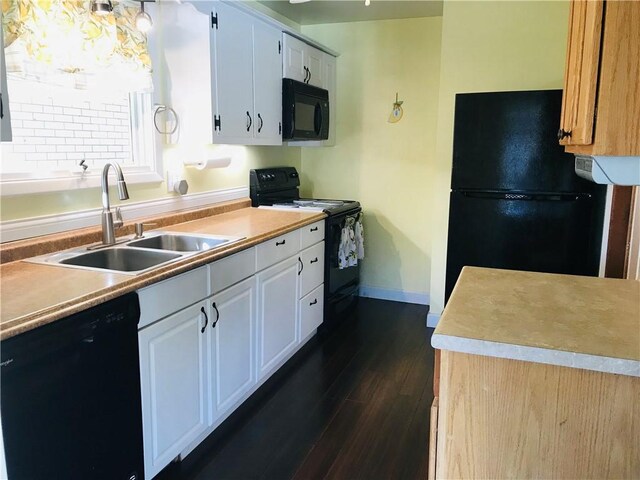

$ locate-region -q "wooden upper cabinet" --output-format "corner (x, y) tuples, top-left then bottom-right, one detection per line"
(559, 0), (640, 156)
(558, 0), (603, 147)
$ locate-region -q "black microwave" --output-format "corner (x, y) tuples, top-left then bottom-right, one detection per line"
(282, 78), (330, 141)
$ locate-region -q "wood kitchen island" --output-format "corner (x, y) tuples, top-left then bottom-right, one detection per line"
(430, 267), (640, 479)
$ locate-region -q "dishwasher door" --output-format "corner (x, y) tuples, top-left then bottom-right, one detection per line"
(0, 293), (144, 480)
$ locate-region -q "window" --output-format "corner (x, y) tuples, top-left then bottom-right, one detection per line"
(1, 0), (162, 196)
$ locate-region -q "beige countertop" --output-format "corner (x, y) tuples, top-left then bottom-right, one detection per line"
(0, 205), (325, 340)
(432, 266), (640, 376)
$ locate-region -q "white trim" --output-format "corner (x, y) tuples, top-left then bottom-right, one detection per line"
(0, 186), (248, 242)
(598, 185), (614, 277)
(359, 285), (429, 305)
(431, 333), (640, 378)
(0, 170), (164, 196)
(426, 312), (441, 328)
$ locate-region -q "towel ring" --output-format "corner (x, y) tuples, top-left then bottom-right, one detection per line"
(153, 104), (178, 135)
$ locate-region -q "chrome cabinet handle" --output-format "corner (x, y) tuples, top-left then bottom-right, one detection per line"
(200, 307), (208, 333)
(211, 302), (220, 328)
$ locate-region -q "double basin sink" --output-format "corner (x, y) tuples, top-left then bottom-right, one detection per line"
(28, 232), (244, 275)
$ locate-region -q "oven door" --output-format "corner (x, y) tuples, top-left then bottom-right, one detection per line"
(283, 79), (329, 140)
(323, 208), (362, 327)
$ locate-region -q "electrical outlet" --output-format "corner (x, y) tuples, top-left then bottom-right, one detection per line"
(166, 171), (182, 193)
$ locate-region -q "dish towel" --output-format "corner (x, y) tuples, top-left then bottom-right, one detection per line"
(338, 214), (364, 269)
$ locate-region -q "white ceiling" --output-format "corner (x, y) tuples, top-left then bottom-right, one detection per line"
(257, 0), (443, 26)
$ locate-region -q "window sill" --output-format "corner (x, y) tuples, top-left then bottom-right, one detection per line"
(0, 169), (164, 196)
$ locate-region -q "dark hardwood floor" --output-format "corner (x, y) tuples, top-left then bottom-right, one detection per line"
(157, 298), (435, 480)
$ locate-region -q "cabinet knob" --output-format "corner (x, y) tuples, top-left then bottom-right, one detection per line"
(557, 128), (572, 141)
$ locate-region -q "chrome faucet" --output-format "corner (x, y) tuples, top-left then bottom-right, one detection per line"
(101, 162), (129, 245)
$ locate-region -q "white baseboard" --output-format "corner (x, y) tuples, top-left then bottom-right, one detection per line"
(359, 285), (429, 305)
(0, 186), (248, 243)
(426, 312), (441, 328)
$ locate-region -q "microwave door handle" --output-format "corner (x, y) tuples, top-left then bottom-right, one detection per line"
(314, 101), (323, 136)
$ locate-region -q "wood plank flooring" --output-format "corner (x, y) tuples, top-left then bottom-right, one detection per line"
(156, 298), (435, 480)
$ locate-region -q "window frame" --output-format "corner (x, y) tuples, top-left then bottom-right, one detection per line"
(0, 91), (163, 196)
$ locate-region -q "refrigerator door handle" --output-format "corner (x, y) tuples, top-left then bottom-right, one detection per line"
(458, 191), (591, 201)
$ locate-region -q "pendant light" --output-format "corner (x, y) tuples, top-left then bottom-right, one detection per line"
(136, 1), (153, 33)
(91, 0), (113, 15)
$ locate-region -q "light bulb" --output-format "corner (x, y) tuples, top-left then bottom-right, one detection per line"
(365, 0), (371, 5)
(135, 7), (153, 33)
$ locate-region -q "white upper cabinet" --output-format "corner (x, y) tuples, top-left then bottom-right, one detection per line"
(283, 34), (325, 88)
(210, 2), (254, 143)
(252, 22), (283, 144)
(1, 22), (12, 142)
(155, 1), (282, 146)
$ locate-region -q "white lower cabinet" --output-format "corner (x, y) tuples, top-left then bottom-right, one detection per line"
(138, 302), (209, 480)
(257, 255), (300, 379)
(138, 225), (326, 479)
(207, 277), (257, 422)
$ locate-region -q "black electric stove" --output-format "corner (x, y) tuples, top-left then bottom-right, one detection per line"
(250, 167), (362, 330)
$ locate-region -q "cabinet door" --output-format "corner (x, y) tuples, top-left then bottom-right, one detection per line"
(1, 21), (12, 142)
(257, 256), (299, 379)
(299, 241), (325, 298)
(211, 2), (254, 142)
(283, 34), (306, 83)
(208, 277), (257, 422)
(300, 284), (324, 341)
(304, 45), (324, 88)
(253, 22), (283, 145)
(138, 302), (209, 479)
(558, 0), (603, 146)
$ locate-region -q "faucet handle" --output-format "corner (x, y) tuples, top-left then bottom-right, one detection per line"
(134, 222), (157, 239)
(113, 207), (124, 229)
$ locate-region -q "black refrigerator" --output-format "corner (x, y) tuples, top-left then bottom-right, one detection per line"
(445, 90), (606, 302)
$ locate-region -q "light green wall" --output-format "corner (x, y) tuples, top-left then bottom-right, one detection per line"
(428, 1), (570, 317)
(301, 17), (442, 299)
(0, 145), (299, 220)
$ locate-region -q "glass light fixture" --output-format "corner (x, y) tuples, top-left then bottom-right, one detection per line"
(91, 0), (113, 15)
(135, 2), (153, 33)
(365, 0), (371, 6)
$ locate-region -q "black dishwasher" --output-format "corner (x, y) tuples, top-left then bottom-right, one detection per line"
(1, 292), (144, 480)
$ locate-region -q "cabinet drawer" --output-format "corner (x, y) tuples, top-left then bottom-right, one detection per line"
(300, 284), (324, 340)
(209, 247), (256, 294)
(299, 241), (324, 298)
(300, 220), (325, 250)
(138, 266), (208, 329)
(256, 229), (300, 271)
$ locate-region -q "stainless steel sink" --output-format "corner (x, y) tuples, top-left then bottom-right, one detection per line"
(59, 248), (181, 273)
(25, 231), (245, 275)
(126, 232), (242, 253)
